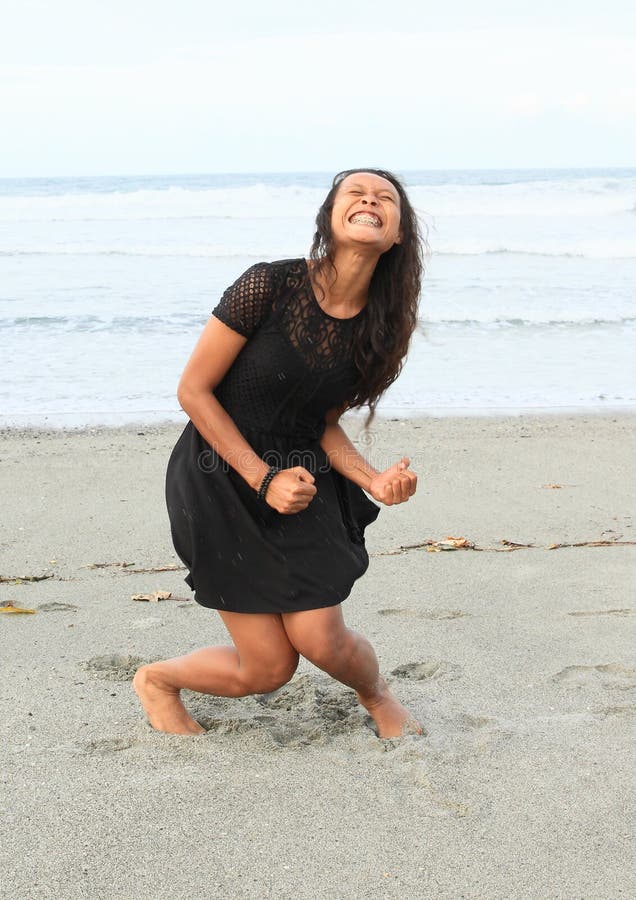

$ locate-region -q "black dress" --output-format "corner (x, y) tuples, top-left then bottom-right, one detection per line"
(165, 258), (380, 614)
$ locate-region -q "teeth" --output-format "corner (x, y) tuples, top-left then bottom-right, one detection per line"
(350, 213), (381, 227)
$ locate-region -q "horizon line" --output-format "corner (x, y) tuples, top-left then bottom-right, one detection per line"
(2, 164), (636, 182)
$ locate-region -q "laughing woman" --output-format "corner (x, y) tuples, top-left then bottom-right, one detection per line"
(133, 168), (424, 738)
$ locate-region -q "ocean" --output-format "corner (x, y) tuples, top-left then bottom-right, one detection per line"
(1, 168), (635, 428)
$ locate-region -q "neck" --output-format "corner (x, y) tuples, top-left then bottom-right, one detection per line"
(312, 248), (381, 315)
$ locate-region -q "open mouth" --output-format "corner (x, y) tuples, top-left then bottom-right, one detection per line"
(348, 212), (382, 228)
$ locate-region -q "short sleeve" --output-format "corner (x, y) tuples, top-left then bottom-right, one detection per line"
(211, 262), (275, 338)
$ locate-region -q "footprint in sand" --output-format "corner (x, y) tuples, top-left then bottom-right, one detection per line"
(81, 653), (152, 682)
(410, 771), (472, 819)
(459, 713), (498, 729)
(454, 712), (519, 752)
(197, 674), (365, 747)
(82, 736), (135, 754)
(257, 675), (362, 734)
(196, 714), (257, 737)
(378, 608), (471, 620)
(38, 601), (78, 611)
(551, 663), (636, 691)
(391, 660), (462, 681)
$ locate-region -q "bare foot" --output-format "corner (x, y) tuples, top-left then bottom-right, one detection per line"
(357, 677), (423, 739)
(133, 664), (206, 735)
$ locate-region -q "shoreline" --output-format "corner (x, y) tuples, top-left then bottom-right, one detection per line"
(2, 405), (635, 439)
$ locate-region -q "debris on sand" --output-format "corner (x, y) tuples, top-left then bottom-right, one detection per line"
(130, 590), (190, 602)
(377, 535), (635, 556)
(0, 600), (36, 614)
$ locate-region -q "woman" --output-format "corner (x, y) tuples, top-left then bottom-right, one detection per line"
(134, 168), (424, 738)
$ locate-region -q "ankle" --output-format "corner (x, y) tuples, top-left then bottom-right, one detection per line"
(356, 676), (389, 708)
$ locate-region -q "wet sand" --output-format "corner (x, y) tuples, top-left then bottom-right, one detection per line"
(1, 413), (635, 898)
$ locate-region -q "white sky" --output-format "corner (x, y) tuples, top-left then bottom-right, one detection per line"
(2, 0), (636, 176)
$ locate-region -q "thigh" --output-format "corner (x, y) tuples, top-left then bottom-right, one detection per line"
(281, 604), (349, 658)
(218, 609), (299, 670)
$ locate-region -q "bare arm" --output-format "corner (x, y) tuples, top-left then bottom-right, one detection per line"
(177, 316), (270, 490)
(320, 406), (417, 505)
(178, 317), (316, 513)
(319, 406), (379, 491)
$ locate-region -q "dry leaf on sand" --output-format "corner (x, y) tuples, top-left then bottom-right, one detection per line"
(130, 591), (190, 602)
(0, 601), (36, 614)
(426, 536), (474, 552)
(131, 590), (173, 602)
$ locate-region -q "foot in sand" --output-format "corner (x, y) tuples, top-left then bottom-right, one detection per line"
(132, 664), (206, 735)
(357, 677), (422, 739)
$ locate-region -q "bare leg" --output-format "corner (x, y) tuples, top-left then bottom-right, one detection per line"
(282, 606), (422, 739)
(133, 611), (299, 735)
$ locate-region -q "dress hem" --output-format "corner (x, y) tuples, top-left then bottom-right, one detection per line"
(191, 591), (347, 615)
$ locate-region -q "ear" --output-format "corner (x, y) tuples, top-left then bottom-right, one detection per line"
(394, 230), (403, 245)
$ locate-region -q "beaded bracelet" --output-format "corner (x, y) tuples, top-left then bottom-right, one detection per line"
(256, 465), (280, 500)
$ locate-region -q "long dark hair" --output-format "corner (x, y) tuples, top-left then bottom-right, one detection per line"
(309, 168), (425, 426)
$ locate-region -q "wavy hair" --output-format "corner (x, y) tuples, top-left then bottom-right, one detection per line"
(309, 168), (426, 426)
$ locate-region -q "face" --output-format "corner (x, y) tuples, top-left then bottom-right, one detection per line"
(330, 172), (402, 254)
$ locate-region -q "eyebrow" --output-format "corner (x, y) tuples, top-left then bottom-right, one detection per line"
(347, 182), (399, 198)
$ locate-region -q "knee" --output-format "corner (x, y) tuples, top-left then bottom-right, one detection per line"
(294, 629), (354, 671)
(133, 662), (162, 690)
(239, 653), (299, 695)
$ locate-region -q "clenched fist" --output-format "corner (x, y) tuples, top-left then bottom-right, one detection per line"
(265, 466), (317, 514)
(368, 457), (417, 506)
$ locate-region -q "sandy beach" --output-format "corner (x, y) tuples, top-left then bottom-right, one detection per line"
(1, 413), (635, 899)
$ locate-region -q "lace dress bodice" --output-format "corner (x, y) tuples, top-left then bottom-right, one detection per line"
(211, 258), (365, 441)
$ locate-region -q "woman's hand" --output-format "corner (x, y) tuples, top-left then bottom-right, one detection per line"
(368, 457), (417, 505)
(265, 467), (317, 514)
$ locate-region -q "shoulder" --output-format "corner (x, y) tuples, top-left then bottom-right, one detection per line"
(231, 258), (305, 290)
(267, 257), (309, 292)
(238, 258), (309, 301)
(265, 257), (305, 270)
(262, 257), (306, 281)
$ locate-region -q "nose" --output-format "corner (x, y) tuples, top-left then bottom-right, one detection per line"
(361, 195), (378, 206)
